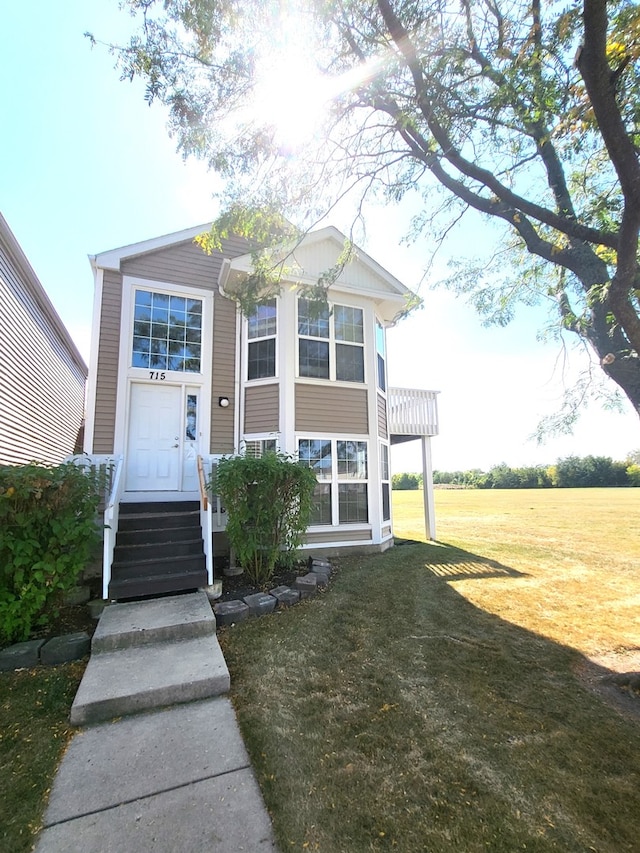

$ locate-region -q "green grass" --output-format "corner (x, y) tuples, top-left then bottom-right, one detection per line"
(221, 488), (640, 852)
(0, 662), (84, 853)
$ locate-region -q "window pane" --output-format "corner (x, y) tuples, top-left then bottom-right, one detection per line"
(334, 305), (363, 343)
(299, 339), (330, 379)
(310, 483), (332, 525)
(248, 338), (276, 379)
(337, 441), (367, 479)
(336, 343), (364, 382)
(298, 298), (329, 338)
(185, 394), (197, 441)
(382, 483), (391, 521)
(248, 299), (277, 339)
(376, 321), (386, 356)
(377, 353), (386, 392)
(298, 439), (332, 480)
(338, 484), (368, 523)
(132, 289), (202, 372)
(380, 444), (389, 481)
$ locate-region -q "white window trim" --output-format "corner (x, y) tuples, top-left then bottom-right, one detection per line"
(296, 297), (367, 385)
(114, 276), (213, 459)
(297, 435), (371, 528)
(244, 297), (279, 383)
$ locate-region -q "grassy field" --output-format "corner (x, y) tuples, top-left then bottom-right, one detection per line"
(393, 487), (640, 660)
(221, 487), (640, 852)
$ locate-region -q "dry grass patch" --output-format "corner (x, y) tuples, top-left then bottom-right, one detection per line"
(221, 520), (640, 852)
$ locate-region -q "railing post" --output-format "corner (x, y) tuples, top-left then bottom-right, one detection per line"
(422, 435), (436, 541)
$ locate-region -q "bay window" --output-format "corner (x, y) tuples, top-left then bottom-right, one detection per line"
(298, 298), (364, 382)
(299, 438), (369, 525)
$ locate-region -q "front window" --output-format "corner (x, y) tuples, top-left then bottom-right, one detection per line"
(299, 438), (368, 525)
(380, 443), (391, 522)
(247, 299), (277, 380)
(298, 298), (364, 383)
(132, 289), (202, 373)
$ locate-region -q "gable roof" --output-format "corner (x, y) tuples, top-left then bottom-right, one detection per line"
(0, 212), (87, 375)
(89, 223), (213, 272)
(220, 225), (413, 323)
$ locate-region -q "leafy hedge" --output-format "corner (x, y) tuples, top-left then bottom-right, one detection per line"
(0, 462), (102, 645)
(215, 452), (317, 586)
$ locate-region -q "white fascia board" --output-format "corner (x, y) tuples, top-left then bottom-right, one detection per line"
(91, 223), (213, 271)
(226, 226), (411, 300)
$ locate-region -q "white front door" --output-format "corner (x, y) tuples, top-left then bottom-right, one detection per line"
(126, 383), (182, 491)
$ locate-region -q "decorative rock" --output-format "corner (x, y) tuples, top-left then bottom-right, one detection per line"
(294, 573), (318, 599)
(308, 557), (332, 574)
(0, 639), (45, 672)
(88, 599), (109, 620)
(243, 592), (277, 617)
(62, 585), (91, 606)
(310, 570), (329, 588)
(40, 632), (91, 666)
(213, 599), (250, 626)
(269, 585), (300, 607)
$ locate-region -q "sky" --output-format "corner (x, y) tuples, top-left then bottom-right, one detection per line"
(2, 0), (639, 474)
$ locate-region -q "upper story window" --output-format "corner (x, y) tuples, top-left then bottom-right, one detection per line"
(247, 299), (277, 380)
(376, 320), (387, 392)
(298, 298), (364, 383)
(132, 289), (202, 372)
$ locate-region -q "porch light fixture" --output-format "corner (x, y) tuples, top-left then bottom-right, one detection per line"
(218, 396), (230, 408)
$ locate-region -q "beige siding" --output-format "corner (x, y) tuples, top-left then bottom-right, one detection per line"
(305, 529), (373, 544)
(93, 270), (122, 453)
(121, 234), (250, 291)
(244, 384), (279, 433)
(0, 228), (86, 465)
(295, 384), (369, 434)
(210, 294), (237, 453)
(377, 393), (388, 439)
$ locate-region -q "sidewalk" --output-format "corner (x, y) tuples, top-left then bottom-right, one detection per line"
(34, 594), (278, 852)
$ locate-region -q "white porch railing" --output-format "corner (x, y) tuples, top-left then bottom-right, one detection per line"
(198, 454), (228, 585)
(387, 387), (439, 437)
(66, 453), (124, 599)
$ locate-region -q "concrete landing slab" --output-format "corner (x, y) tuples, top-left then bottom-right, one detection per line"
(45, 698), (251, 824)
(35, 768), (277, 853)
(70, 635), (230, 725)
(92, 591), (215, 652)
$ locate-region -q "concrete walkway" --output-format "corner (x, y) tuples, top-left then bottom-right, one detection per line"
(34, 593), (278, 852)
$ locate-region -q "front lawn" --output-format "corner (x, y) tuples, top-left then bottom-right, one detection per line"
(221, 488), (640, 852)
(0, 662), (84, 853)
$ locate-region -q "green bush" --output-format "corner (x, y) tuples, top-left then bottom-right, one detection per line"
(627, 464), (640, 487)
(392, 472), (421, 490)
(0, 462), (102, 646)
(215, 452), (317, 586)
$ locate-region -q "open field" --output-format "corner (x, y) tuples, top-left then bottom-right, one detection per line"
(393, 487), (640, 663)
(221, 487), (640, 852)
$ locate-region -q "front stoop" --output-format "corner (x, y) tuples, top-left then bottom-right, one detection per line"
(70, 592), (230, 726)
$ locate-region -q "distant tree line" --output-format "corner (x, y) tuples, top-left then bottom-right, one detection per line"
(392, 453), (640, 490)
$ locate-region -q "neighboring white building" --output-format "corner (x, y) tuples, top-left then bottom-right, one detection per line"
(83, 224), (439, 598)
(0, 213), (87, 466)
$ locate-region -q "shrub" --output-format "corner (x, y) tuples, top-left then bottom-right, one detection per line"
(627, 464), (640, 487)
(214, 452), (317, 586)
(391, 472), (421, 490)
(0, 462), (102, 646)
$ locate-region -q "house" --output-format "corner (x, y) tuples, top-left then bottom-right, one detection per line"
(0, 212), (87, 466)
(82, 224), (439, 599)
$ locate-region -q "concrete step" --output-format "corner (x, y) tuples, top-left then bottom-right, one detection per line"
(92, 592), (216, 652)
(70, 634), (230, 726)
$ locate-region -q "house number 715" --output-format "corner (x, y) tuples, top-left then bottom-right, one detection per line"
(149, 371), (166, 380)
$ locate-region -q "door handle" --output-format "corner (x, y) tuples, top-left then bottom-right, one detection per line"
(172, 444), (179, 448)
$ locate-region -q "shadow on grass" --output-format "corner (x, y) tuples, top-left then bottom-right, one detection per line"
(223, 540), (640, 852)
(395, 537), (528, 581)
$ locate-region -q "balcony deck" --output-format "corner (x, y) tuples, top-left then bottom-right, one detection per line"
(388, 387), (439, 442)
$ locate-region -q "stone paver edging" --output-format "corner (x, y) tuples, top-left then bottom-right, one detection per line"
(213, 557), (333, 627)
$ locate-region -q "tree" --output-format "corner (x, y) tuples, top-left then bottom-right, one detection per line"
(96, 0), (640, 423)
